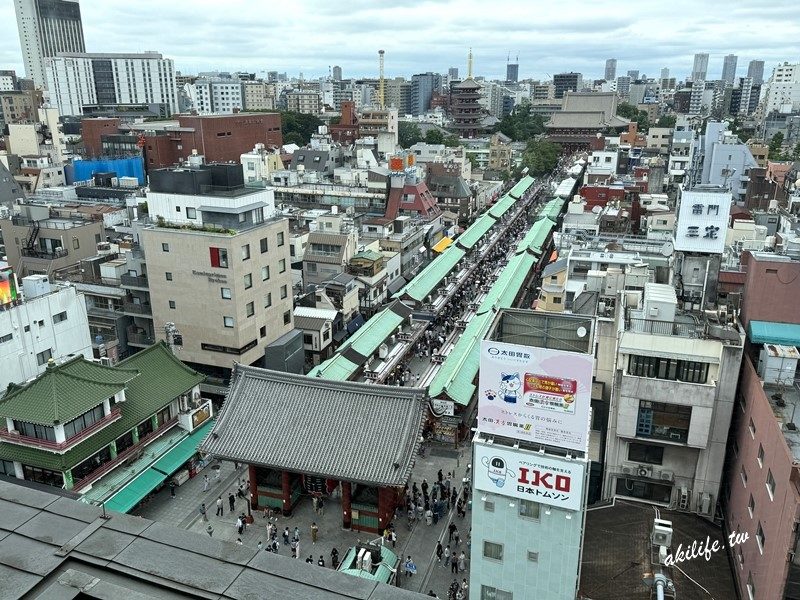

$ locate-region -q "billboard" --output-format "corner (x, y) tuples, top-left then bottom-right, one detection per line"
(474, 443), (585, 511)
(478, 340), (593, 452)
(0, 267), (18, 307)
(673, 189), (732, 255)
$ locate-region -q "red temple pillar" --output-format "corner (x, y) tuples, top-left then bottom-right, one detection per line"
(281, 470), (292, 516)
(342, 481), (352, 529)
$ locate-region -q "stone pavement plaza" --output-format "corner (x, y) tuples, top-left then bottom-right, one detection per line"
(135, 445), (473, 597)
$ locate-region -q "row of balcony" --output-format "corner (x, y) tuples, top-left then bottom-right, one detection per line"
(0, 407), (122, 453)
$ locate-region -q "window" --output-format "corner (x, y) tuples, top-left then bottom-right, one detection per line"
(246, 302), (255, 317)
(116, 430), (134, 453)
(741, 465), (748, 487)
(307, 262), (317, 273)
(756, 522), (765, 554)
(290, 245), (296, 257)
(162, 243), (170, 252)
(518, 499), (540, 519)
(748, 418), (756, 438)
(757, 444), (764, 468)
(483, 541), (503, 561)
(627, 355), (709, 384)
(0, 459), (16, 478)
(277, 232), (285, 247)
(527, 551), (539, 563)
(628, 443), (664, 465)
(767, 469), (775, 499)
(264, 293), (272, 308)
(0, 333), (12, 343)
(238, 212), (246, 223)
(72, 237), (80, 250)
(552, 296), (562, 304)
(747, 572), (755, 600)
(137, 418), (154, 439)
(484, 499), (495, 512)
(165, 272), (173, 281)
(260, 237), (268, 253)
(244, 273), (253, 289)
(279, 258), (286, 273)
(36, 348), (53, 366)
(323, 330), (330, 341)
(13, 420), (56, 442)
(636, 401), (691, 443)
(283, 310), (291, 325)
(209, 247), (228, 268)
(64, 405), (105, 439)
(303, 333), (313, 345)
(223, 316), (234, 328)
(261, 266), (270, 281)
(175, 206), (181, 212)
(22, 465), (63, 488)
(241, 244), (251, 260)
(53, 311), (67, 324)
(748, 494), (755, 518)
(259, 326), (267, 338)
(480, 585), (512, 600)
(280, 285), (288, 299)
(169, 300), (176, 309)
(221, 287), (232, 299)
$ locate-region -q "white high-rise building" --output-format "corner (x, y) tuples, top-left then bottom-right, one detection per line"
(691, 53), (709, 82)
(604, 58), (617, 81)
(45, 52), (179, 117)
(14, 0), (85, 90)
(762, 62), (800, 115)
(186, 78), (244, 114)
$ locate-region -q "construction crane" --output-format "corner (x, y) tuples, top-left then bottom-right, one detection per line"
(378, 50), (385, 109)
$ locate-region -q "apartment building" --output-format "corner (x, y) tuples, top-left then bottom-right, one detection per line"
(129, 164), (293, 377)
(286, 90), (320, 115)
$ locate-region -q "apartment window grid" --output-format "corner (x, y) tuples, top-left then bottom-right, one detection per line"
(627, 355), (709, 384)
(636, 401), (691, 443)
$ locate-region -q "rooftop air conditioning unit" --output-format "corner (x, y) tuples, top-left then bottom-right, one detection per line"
(637, 465), (653, 478)
(652, 519), (673, 547)
(659, 469), (674, 482)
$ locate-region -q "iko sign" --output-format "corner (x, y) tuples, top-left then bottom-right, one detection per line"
(474, 443), (585, 511)
(673, 189), (732, 255)
(478, 340), (593, 452)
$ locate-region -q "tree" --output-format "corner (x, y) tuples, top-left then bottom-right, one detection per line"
(399, 122), (422, 148)
(769, 132), (785, 160)
(494, 103), (545, 142)
(792, 142), (800, 161)
(279, 111), (323, 146)
(521, 139), (562, 176)
(656, 115), (677, 129)
(443, 134), (461, 147)
(424, 128), (445, 145)
(617, 102), (649, 132)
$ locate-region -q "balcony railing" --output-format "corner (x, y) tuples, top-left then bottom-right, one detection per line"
(127, 328), (155, 346)
(120, 273), (149, 288)
(0, 407), (122, 453)
(21, 247), (69, 260)
(625, 317), (700, 338)
(72, 416), (178, 492)
(122, 301), (152, 316)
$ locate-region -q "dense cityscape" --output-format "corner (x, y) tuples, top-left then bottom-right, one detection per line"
(1, 1), (800, 599)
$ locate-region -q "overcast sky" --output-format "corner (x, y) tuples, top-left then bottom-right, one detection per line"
(2, 0), (799, 82)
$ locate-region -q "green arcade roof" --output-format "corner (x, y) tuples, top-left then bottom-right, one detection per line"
(508, 175), (536, 199)
(748, 321), (800, 346)
(397, 244), (466, 302)
(103, 468), (167, 513)
(456, 213), (496, 249)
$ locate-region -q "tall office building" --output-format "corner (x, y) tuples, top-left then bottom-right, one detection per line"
(506, 61), (519, 84)
(14, 0), (86, 89)
(604, 58), (617, 81)
(553, 72), (581, 99)
(692, 53), (709, 82)
(660, 67), (670, 80)
(332, 65), (342, 81)
(448, 67), (459, 80)
(747, 59), (765, 85)
(410, 72), (442, 115)
(627, 69), (639, 80)
(721, 54), (738, 85)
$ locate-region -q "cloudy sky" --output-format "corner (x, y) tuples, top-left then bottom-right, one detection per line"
(1, 0), (799, 82)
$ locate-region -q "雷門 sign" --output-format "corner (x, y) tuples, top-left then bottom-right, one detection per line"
(473, 443), (585, 511)
(478, 340), (593, 452)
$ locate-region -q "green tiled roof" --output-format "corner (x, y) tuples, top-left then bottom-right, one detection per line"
(352, 250), (384, 262)
(349, 310), (405, 358)
(508, 175), (536, 199)
(538, 198), (563, 222)
(0, 359), (138, 426)
(0, 342), (204, 473)
(307, 355), (359, 380)
(488, 193), (515, 218)
(519, 218), (556, 256)
(397, 244), (466, 302)
(455, 213), (495, 249)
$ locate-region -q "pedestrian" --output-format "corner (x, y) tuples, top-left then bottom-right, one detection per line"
(293, 526), (300, 540)
(236, 538), (243, 546)
(448, 522), (457, 543)
(437, 469), (443, 483)
(206, 524), (213, 537)
(257, 541), (262, 551)
(290, 539), (298, 558)
(425, 507), (433, 526)
(203, 474), (209, 492)
(271, 539), (279, 552)
(451, 487), (458, 510)
(228, 492), (235, 513)
(454, 529), (461, 547)
(199, 503), (208, 521)
(317, 497), (324, 516)
(458, 551), (466, 572)
(283, 527), (290, 545)
(295, 538), (301, 558)
(305, 555), (314, 564)
(216, 495), (223, 517)
(331, 547), (340, 569)
(436, 541), (443, 563)
(404, 556), (417, 577)
(450, 552), (458, 574)
(311, 522), (319, 544)
(421, 479), (429, 497)
(390, 529), (397, 548)
(214, 467), (221, 481)
(461, 578), (469, 594)
(236, 516), (244, 535)
(317, 555), (325, 567)
(443, 545), (451, 568)
(169, 480), (176, 498)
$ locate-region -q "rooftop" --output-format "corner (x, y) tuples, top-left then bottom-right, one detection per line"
(200, 365), (426, 487)
(0, 480), (427, 599)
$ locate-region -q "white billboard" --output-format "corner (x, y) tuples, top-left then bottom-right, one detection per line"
(474, 443), (585, 511)
(673, 189), (732, 254)
(478, 340), (593, 452)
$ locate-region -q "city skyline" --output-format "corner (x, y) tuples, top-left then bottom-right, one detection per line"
(1, 0), (799, 82)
